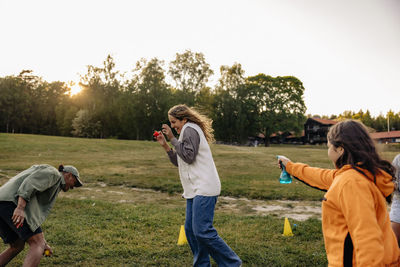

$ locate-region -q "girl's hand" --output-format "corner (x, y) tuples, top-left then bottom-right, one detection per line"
(277, 155), (291, 168)
(161, 124), (174, 141)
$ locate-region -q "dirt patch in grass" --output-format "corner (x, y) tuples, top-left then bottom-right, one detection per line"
(0, 167), (322, 222)
(217, 197), (321, 221)
(61, 183), (178, 205)
(61, 183), (321, 221)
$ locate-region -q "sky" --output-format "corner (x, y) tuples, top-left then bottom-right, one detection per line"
(1, 0), (399, 117)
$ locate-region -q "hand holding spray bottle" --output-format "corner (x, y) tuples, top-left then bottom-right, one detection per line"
(277, 155), (292, 184)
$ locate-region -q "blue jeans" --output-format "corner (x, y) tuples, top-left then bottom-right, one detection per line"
(185, 196), (242, 267)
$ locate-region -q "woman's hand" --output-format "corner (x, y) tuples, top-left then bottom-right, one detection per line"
(277, 155), (291, 168)
(162, 124), (174, 141)
(154, 130), (173, 152)
(154, 131), (166, 145)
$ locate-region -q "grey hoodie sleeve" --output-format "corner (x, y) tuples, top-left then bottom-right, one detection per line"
(169, 126), (200, 165)
(167, 149), (178, 167)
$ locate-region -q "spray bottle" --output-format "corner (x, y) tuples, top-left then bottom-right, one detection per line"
(277, 155), (292, 184)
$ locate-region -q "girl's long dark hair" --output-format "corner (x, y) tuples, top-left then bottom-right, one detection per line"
(327, 120), (395, 202)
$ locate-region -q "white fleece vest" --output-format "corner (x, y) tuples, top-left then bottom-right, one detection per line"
(177, 122), (221, 198)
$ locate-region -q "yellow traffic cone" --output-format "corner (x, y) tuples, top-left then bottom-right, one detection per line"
(177, 225), (188, 245)
(282, 217), (294, 236)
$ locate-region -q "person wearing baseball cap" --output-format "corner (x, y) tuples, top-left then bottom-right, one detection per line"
(60, 165), (83, 189)
(0, 164), (82, 266)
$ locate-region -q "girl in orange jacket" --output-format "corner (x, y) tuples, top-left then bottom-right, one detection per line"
(278, 120), (400, 266)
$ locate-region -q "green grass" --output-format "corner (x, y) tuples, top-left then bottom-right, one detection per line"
(0, 133), (398, 266)
(1, 134), (398, 201)
(3, 198), (326, 266)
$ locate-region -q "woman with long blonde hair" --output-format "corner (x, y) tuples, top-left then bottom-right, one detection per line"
(155, 104), (242, 267)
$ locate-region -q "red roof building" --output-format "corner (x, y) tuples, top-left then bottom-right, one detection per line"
(370, 131), (400, 144)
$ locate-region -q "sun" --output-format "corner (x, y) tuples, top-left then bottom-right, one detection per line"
(69, 82), (82, 96)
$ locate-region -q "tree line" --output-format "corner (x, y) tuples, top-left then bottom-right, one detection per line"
(0, 50), (399, 145)
(322, 110), (400, 133)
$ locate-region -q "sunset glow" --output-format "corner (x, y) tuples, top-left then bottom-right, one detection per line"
(70, 83), (82, 95)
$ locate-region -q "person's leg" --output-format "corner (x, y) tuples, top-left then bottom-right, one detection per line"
(185, 198), (211, 267)
(192, 196), (242, 267)
(185, 199), (197, 255)
(0, 202), (25, 266)
(0, 238), (25, 266)
(23, 232), (46, 267)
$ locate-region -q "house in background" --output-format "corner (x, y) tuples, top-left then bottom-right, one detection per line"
(304, 117), (337, 144)
(268, 117), (336, 145)
(285, 130), (305, 144)
(269, 131), (304, 144)
(370, 131), (400, 144)
(269, 131), (285, 144)
(261, 118), (400, 146)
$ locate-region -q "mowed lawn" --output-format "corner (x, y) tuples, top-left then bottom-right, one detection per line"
(0, 133), (398, 266)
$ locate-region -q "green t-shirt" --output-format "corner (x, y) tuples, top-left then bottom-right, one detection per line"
(0, 164), (65, 231)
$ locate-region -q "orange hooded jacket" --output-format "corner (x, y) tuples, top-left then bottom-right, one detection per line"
(286, 162), (400, 266)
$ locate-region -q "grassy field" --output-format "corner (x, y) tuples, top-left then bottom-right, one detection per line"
(0, 133), (398, 266)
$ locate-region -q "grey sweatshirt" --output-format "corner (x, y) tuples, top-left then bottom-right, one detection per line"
(167, 126), (200, 166)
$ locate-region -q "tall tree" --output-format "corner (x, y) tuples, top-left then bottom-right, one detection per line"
(0, 74), (30, 133)
(0, 71), (71, 135)
(116, 77), (140, 139)
(168, 50), (213, 106)
(338, 110), (354, 120)
(391, 112), (400, 131)
(360, 110), (374, 129)
(16, 71), (69, 135)
(130, 58), (172, 140)
(39, 81), (70, 135)
(55, 100), (78, 136)
(372, 114), (387, 132)
(212, 64), (258, 143)
(71, 109), (101, 138)
(247, 74), (306, 146)
(78, 55), (123, 138)
(194, 86), (214, 118)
